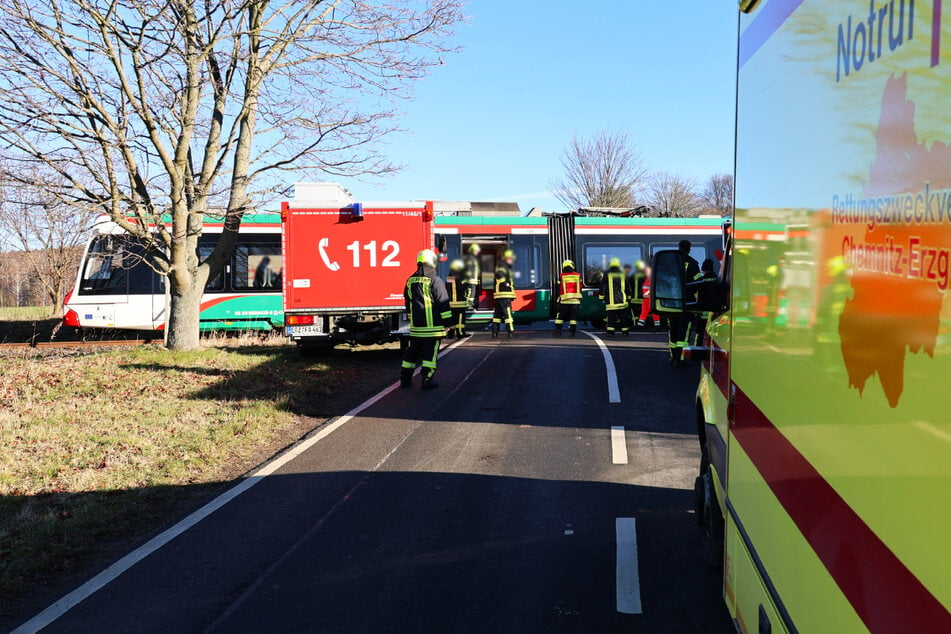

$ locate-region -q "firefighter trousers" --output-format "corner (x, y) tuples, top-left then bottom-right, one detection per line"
(467, 284), (481, 309)
(630, 302), (642, 325)
(449, 308), (466, 335)
(554, 303), (579, 333)
(606, 308), (630, 333)
(493, 299), (514, 332)
(401, 336), (441, 380)
(667, 314), (690, 362)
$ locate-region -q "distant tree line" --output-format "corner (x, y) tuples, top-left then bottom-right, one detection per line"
(549, 130), (734, 217)
(0, 248), (83, 313)
(0, 171), (94, 315)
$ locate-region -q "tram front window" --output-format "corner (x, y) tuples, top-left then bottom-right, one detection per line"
(79, 236), (131, 295)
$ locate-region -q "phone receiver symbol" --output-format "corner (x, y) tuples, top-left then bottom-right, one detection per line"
(318, 238), (340, 272)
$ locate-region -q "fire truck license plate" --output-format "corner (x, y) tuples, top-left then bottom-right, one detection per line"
(286, 325), (323, 336)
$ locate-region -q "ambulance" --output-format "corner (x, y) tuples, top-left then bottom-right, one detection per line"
(652, 0), (951, 631)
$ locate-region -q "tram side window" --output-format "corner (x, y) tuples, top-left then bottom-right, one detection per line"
(197, 242), (225, 291)
(434, 234), (460, 279)
(582, 244), (644, 287)
(79, 236), (132, 295)
(233, 242), (282, 291)
(650, 243), (708, 269)
(511, 242), (542, 289)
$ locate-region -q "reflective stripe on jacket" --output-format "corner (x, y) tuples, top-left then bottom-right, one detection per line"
(599, 269), (630, 311)
(494, 265), (516, 300)
(464, 254), (481, 286)
(629, 272), (647, 304)
(405, 265), (451, 337)
(447, 275), (468, 309)
(558, 271), (582, 304)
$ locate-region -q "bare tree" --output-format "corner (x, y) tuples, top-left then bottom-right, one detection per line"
(646, 172), (702, 218)
(549, 130), (649, 210)
(0, 0), (463, 349)
(0, 251), (34, 309)
(0, 171), (95, 315)
(700, 173), (734, 216)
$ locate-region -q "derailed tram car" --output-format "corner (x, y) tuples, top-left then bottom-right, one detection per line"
(434, 214), (724, 327)
(64, 215), (285, 333)
(280, 182), (725, 354)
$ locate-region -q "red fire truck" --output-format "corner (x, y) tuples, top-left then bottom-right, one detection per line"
(282, 184), (435, 355)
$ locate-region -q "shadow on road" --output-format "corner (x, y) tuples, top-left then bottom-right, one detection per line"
(4, 470), (732, 634)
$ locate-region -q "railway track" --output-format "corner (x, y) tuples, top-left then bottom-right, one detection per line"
(0, 338), (159, 350)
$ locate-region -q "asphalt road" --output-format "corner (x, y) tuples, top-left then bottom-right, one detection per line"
(14, 330), (734, 634)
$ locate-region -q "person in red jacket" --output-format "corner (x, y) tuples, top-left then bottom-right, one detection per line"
(636, 265), (654, 330)
(553, 259), (582, 337)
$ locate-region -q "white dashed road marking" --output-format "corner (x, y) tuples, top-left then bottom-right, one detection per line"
(616, 517), (643, 614)
(611, 426), (629, 464)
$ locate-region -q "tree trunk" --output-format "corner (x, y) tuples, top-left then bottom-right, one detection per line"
(165, 277), (205, 350)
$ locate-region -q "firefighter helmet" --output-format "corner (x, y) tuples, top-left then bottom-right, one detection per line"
(503, 249), (515, 261)
(562, 259), (575, 270)
(449, 258), (465, 272)
(417, 249), (437, 268)
(609, 257), (622, 268)
(468, 243), (481, 255)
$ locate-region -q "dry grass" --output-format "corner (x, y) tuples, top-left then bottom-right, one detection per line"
(0, 307), (52, 321)
(0, 340), (400, 610)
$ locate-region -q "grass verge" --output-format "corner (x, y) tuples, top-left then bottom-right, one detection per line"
(0, 340), (400, 616)
(0, 307), (52, 321)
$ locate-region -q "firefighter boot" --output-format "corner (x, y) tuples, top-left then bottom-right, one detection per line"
(554, 326), (562, 337)
(507, 326), (516, 339)
(422, 375), (439, 390)
(492, 323), (499, 338)
(400, 369), (414, 389)
(446, 330), (456, 340)
(569, 324), (577, 337)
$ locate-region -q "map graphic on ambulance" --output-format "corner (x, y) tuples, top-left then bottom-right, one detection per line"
(837, 74), (951, 406)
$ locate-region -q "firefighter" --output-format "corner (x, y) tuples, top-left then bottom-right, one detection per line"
(629, 260), (648, 327)
(687, 258), (720, 346)
(668, 240), (702, 365)
(464, 243), (482, 310)
(553, 259), (582, 337)
(599, 257), (633, 337)
(492, 249), (517, 338)
(400, 249), (452, 390)
(446, 258), (470, 339)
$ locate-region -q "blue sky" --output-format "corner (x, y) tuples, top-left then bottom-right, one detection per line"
(335, 3), (739, 213)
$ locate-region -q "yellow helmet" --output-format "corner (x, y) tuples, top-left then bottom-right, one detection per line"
(417, 249), (437, 267)
(449, 258), (465, 272)
(468, 243), (481, 255)
(503, 249), (515, 260)
(562, 259), (575, 270)
(828, 256), (847, 276)
(609, 257), (622, 268)
(635, 260), (646, 271)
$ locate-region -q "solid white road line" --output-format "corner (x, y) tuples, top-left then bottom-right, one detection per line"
(580, 331), (621, 403)
(12, 338), (470, 634)
(616, 517), (643, 615)
(611, 426), (629, 465)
